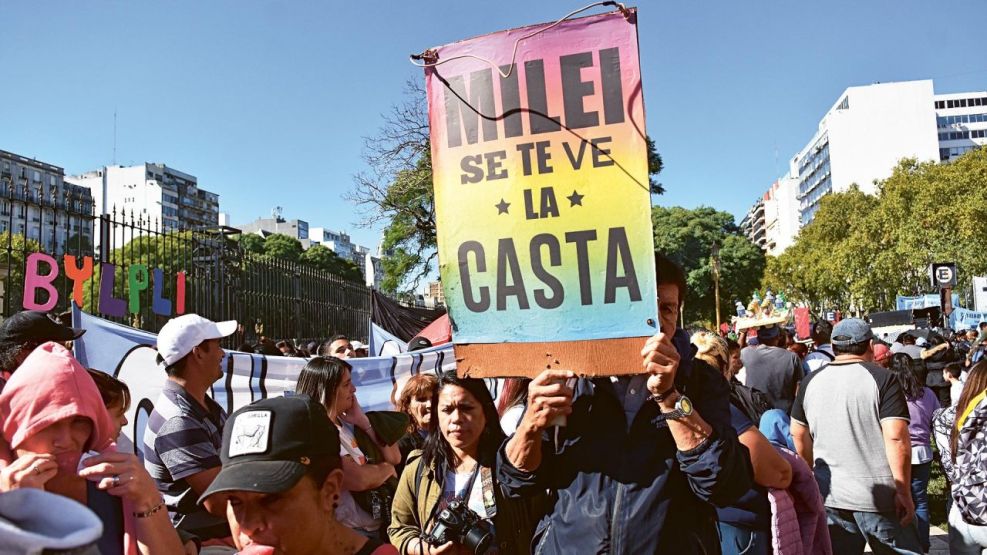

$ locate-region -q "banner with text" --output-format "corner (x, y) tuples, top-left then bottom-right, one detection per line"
(425, 8), (656, 376)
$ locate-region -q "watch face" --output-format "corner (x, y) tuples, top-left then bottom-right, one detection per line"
(678, 396), (693, 415)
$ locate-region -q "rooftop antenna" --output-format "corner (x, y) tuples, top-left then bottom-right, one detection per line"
(774, 143), (779, 177)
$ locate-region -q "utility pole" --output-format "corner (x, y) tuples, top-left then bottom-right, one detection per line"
(711, 242), (721, 333)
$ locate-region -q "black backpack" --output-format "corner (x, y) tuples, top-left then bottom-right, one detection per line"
(730, 380), (771, 423)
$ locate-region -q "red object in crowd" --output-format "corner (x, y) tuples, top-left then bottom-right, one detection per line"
(416, 314), (451, 346)
(794, 307), (811, 341)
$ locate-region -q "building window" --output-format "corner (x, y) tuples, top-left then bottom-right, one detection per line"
(837, 96), (849, 110)
(935, 100), (945, 109)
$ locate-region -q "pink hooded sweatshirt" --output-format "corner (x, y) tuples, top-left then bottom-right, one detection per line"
(0, 342), (140, 555)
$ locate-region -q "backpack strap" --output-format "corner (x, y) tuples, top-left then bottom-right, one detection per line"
(809, 349), (834, 361)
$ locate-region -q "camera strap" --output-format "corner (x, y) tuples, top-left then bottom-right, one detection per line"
(455, 464), (482, 504)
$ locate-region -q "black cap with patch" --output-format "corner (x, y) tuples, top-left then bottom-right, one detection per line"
(0, 310), (85, 346)
(198, 394), (340, 503)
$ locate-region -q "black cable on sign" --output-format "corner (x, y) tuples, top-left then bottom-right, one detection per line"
(409, 1), (630, 77)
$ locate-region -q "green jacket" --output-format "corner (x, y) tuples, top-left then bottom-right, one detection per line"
(387, 451), (540, 555)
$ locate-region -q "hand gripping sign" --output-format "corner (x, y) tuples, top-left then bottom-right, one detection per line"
(422, 7), (657, 377)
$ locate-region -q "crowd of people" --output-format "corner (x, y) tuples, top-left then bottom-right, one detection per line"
(2, 255), (987, 554)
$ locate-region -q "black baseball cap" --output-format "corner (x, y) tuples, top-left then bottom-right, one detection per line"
(0, 311), (85, 345)
(198, 394), (340, 503)
(407, 336), (433, 352)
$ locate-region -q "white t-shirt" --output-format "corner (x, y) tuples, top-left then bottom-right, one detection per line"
(438, 468), (498, 554)
(951, 379), (965, 407)
(500, 405), (525, 435)
(335, 421), (379, 531)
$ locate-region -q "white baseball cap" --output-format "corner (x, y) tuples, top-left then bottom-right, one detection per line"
(157, 314), (237, 366)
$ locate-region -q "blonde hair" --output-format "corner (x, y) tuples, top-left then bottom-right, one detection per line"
(691, 330), (730, 375)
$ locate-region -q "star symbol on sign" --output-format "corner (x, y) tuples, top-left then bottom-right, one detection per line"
(495, 198), (510, 214)
(567, 190), (584, 207)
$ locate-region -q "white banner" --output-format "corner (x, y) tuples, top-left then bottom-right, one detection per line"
(71, 307), (467, 460)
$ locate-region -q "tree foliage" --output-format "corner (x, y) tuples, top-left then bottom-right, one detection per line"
(300, 244), (363, 282)
(652, 206), (766, 326)
(239, 233), (266, 255)
(763, 149), (987, 312)
(351, 80), (667, 293)
(262, 233), (303, 263)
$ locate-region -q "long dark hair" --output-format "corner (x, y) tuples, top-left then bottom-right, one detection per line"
(889, 353), (924, 401)
(421, 370), (506, 481)
(952, 360), (987, 461)
(295, 356), (352, 417)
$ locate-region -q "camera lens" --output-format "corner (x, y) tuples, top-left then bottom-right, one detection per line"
(462, 521), (493, 554)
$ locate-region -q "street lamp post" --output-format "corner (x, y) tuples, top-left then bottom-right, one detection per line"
(711, 242), (721, 333)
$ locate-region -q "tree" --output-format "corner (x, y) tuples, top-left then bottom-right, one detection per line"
(239, 233), (266, 255)
(262, 234), (303, 263)
(0, 232), (46, 315)
(652, 206), (765, 326)
(763, 148), (987, 313)
(351, 80), (667, 293)
(647, 136), (665, 195)
(300, 244), (363, 283)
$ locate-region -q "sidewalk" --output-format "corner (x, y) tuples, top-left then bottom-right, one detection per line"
(862, 525), (948, 553)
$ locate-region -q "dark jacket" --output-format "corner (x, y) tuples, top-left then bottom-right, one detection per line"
(497, 329), (753, 554)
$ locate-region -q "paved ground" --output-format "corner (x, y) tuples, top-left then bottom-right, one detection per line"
(862, 525), (949, 553)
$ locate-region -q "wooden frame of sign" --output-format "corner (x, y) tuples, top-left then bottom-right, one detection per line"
(455, 337), (650, 378)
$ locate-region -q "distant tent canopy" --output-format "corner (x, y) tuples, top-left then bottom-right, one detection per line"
(371, 290), (445, 342)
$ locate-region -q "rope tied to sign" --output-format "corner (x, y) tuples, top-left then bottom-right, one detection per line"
(409, 1), (630, 78)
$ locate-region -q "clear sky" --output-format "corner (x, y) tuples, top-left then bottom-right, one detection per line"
(2, 1), (985, 254)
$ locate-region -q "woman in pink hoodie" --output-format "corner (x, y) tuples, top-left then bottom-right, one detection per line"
(0, 342), (183, 555)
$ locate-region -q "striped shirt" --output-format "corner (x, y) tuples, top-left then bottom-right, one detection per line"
(142, 380), (227, 532)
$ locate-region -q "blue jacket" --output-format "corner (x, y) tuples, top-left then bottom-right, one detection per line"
(497, 330), (753, 554)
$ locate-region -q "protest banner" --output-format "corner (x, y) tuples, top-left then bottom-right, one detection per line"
(72, 307), (463, 457)
(424, 8), (656, 377)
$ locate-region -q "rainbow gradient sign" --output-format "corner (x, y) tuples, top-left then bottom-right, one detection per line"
(425, 9), (657, 375)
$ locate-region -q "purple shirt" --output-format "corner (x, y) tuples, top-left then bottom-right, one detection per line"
(907, 387), (939, 448)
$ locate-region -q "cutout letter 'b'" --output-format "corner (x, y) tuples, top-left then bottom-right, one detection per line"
(23, 253), (59, 311)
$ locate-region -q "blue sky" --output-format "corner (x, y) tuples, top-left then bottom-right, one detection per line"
(2, 1), (985, 256)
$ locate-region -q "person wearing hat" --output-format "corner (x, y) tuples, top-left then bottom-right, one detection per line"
(141, 314), (237, 542)
(199, 395), (398, 555)
(0, 310), (85, 393)
(790, 318), (921, 554)
(741, 323), (803, 414)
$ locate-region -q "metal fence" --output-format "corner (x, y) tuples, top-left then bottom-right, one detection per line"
(0, 182), (372, 345)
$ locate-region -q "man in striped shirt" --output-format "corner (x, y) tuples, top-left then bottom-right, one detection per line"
(142, 314), (237, 540)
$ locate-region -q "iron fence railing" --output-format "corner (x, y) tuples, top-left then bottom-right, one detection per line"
(0, 181), (371, 345)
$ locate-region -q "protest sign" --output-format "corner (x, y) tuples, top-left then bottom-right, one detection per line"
(424, 8), (656, 377)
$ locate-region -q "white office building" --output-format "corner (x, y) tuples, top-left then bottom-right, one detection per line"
(935, 91), (987, 162)
(67, 163), (220, 232)
(794, 80), (941, 224)
(744, 79), (987, 254)
(762, 175), (800, 256)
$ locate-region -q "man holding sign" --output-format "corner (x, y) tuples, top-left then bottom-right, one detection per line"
(500, 255), (751, 554)
(423, 8), (749, 553)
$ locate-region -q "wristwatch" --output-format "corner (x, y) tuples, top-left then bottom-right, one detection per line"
(657, 395), (694, 421)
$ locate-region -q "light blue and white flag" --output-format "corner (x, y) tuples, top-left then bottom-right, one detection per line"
(71, 306), (462, 458)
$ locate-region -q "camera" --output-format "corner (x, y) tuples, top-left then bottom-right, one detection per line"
(424, 500), (493, 554)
